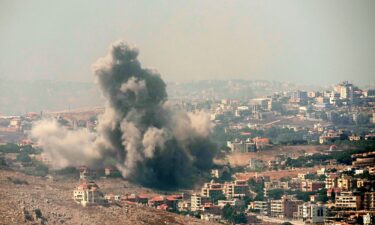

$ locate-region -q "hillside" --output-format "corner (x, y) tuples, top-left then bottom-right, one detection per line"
(0, 169), (218, 225)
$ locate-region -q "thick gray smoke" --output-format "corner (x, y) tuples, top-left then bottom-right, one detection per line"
(32, 41), (216, 188)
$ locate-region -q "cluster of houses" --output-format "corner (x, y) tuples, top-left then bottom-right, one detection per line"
(71, 166), (252, 222)
(319, 130), (375, 144)
(247, 152), (375, 225)
(71, 149), (375, 224)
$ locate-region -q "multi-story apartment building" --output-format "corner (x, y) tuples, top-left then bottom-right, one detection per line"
(190, 194), (209, 211)
(363, 192), (375, 211)
(201, 182), (224, 198)
(251, 201), (270, 215)
(223, 180), (249, 198)
(73, 180), (104, 207)
(297, 203), (326, 224)
(325, 174), (338, 189)
(335, 191), (361, 210)
(227, 139), (256, 153)
(190, 194), (201, 212)
(283, 197), (303, 218)
(217, 199), (243, 208)
(270, 199), (283, 217)
(337, 175), (352, 191)
(301, 180), (324, 192)
(270, 196), (303, 218)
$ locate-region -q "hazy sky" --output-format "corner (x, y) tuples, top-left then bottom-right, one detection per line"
(1, 0), (374, 86)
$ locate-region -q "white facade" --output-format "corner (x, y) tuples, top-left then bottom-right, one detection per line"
(191, 194), (203, 211)
(298, 203), (326, 224)
(73, 181), (104, 207)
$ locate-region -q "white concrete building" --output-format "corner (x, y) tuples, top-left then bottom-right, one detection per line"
(73, 180), (104, 207)
(191, 194), (202, 211)
(297, 203), (326, 224)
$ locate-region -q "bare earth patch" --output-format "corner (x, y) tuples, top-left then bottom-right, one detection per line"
(226, 145), (329, 167)
(0, 169), (218, 225)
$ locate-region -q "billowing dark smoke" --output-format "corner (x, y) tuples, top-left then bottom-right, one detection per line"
(32, 41), (217, 188)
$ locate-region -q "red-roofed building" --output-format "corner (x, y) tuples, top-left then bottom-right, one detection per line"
(137, 194), (149, 204)
(253, 137), (271, 149)
(148, 196), (165, 207)
(202, 203), (222, 215)
(157, 204), (169, 211)
(166, 196), (179, 210)
(104, 193), (121, 203)
(73, 180), (104, 207)
(122, 194), (149, 204)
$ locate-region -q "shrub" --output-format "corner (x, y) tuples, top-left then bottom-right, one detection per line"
(16, 152), (31, 162)
(0, 143), (20, 153)
(34, 208), (42, 219)
(7, 177), (29, 185)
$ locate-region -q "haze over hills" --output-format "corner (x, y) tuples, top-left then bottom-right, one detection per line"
(0, 80), (104, 115)
(0, 79), (327, 115)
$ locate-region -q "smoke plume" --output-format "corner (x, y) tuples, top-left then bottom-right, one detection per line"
(31, 41), (216, 188)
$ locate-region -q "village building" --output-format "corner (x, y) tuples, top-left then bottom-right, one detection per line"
(363, 192), (375, 211)
(191, 193), (210, 212)
(217, 199), (243, 208)
(300, 180), (324, 192)
(223, 180), (249, 198)
(337, 175), (353, 191)
(201, 181), (224, 198)
(148, 196), (165, 208)
(104, 193), (121, 203)
(73, 180), (105, 207)
(270, 195), (303, 218)
(335, 191), (361, 210)
(297, 203), (327, 224)
(79, 166), (95, 180)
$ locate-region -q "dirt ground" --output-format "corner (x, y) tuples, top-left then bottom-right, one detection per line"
(0, 169), (218, 225)
(226, 145), (329, 167)
(235, 165), (345, 180)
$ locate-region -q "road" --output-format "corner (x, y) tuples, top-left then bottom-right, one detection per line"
(257, 215), (304, 225)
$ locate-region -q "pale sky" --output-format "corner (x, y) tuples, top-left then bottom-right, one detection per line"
(1, 0), (374, 86)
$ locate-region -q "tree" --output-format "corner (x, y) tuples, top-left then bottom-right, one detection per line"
(330, 191), (336, 201)
(281, 222), (294, 225)
(36, 164), (48, 173)
(268, 189), (284, 200)
(317, 189), (328, 203)
(0, 156), (7, 166)
(0, 143), (20, 153)
(34, 208), (42, 219)
(233, 212), (247, 224)
(222, 204), (235, 220)
(295, 191), (314, 202)
(16, 152), (31, 162)
(219, 170), (233, 182)
(211, 193), (226, 204)
(305, 173), (316, 180)
(280, 177), (291, 182)
(89, 115), (97, 123)
(222, 204), (248, 224)
(254, 193), (265, 201)
(356, 113), (370, 125)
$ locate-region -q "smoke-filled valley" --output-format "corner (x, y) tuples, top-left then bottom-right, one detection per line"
(31, 41), (217, 189)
